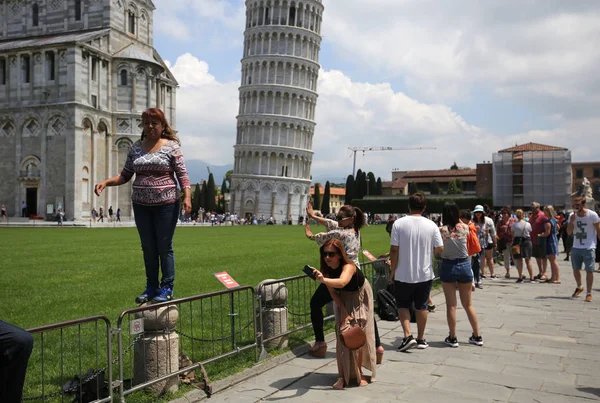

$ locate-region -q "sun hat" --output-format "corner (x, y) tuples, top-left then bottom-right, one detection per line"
(472, 205), (484, 213)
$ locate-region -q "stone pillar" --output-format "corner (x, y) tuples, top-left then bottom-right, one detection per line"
(271, 191), (277, 218)
(254, 190), (260, 217)
(258, 280), (288, 349)
(134, 304), (179, 395)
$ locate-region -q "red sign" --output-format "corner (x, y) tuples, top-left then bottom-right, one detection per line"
(214, 272), (240, 289)
(362, 250), (377, 261)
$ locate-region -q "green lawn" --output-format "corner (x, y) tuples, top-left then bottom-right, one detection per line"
(2, 224), (392, 401)
(1, 224), (391, 327)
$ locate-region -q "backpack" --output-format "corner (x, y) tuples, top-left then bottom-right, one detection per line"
(467, 222), (482, 256)
(376, 288), (398, 321)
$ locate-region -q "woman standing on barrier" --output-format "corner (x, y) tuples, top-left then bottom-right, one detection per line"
(304, 203), (384, 363)
(95, 108), (191, 303)
(310, 239), (376, 389)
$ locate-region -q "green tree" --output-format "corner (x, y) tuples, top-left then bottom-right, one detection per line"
(321, 181), (331, 215)
(450, 161), (459, 170)
(207, 174), (217, 211)
(376, 177), (383, 196)
(345, 175), (355, 204)
(192, 183), (202, 213)
(447, 179), (459, 194)
(430, 180), (442, 195)
(367, 172), (377, 196)
(221, 178), (228, 194)
(355, 170), (367, 199)
(201, 181), (209, 209)
(225, 169), (233, 187)
(455, 178), (463, 193)
(408, 182), (419, 195)
(313, 183), (322, 210)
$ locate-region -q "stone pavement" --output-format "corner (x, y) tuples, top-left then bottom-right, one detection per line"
(174, 258), (600, 403)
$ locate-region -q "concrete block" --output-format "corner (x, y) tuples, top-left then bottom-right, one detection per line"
(134, 332), (179, 395)
(260, 307), (288, 349)
(135, 303), (178, 331)
(258, 280), (288, 306)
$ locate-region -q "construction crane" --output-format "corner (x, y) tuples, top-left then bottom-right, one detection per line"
(349, 146), (437, 177)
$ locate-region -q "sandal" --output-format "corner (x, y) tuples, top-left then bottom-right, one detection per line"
(359, 375), (368, 387)
(333, 377), (345, 390)
(309, 343), (327, 358)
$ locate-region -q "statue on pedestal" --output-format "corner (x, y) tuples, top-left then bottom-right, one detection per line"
(574, 177), (597, 211)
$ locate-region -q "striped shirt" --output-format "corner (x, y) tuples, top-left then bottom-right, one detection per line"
(120, 140), (191, 206)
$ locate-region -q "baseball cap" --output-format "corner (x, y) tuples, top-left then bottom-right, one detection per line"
(473, 205), (484, 213)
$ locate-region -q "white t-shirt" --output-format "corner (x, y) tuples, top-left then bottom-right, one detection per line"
(391, 215), (443, 283)
(570, 210), (600, 250)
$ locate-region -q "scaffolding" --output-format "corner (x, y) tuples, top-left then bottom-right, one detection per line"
(493, 150), (571, 208)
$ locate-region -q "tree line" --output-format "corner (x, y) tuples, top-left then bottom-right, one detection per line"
(312, 170), (383, 214)
(189, 171), (231, 214)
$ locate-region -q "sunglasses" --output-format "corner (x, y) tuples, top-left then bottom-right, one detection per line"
(322, 252), (339, 258)
(336, 215), (350, 221)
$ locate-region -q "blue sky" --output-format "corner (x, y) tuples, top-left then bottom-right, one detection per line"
(151, 0), (600, 182)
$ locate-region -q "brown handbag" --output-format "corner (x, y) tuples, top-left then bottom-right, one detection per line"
(340, 323), (366, 350)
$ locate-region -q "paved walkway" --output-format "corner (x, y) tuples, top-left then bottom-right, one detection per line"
(175, 258), (600, 403)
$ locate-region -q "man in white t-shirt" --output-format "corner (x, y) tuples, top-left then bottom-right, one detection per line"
(389, 193), (444, 351)
(567, 196), (600, 302)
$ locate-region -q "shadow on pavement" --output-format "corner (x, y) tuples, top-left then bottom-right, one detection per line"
(577, 387), (600, 398)
(264, 373), (337, 401)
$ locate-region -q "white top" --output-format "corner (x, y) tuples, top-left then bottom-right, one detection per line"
(570, 210), (600, 250)
(391, 216), (443, 283)
(510, 221), (532, 239)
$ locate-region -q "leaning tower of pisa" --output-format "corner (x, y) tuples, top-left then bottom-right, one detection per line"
(230, 0), (324, 223)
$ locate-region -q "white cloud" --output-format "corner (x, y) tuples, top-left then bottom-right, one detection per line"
(152, 0), (245, 39)
(323, 0), (600, 117)
(168, 54), (239, 164)
(170, 55), (510, 180)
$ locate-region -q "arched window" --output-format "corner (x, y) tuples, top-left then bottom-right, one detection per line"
(120, 69), (128, 86)
(128, 11), (136, 35)
(75, 0), (82, 21)
(32, 4), (39, 26)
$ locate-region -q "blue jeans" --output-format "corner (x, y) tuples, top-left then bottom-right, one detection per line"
(133, 201), (180, 289)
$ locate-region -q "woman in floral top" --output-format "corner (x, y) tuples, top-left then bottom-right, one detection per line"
(95, 108), (191, 304)
(439, 202), (483, 347)
(304, 202), (384, 363)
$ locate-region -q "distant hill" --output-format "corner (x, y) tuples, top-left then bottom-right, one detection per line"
(186, 159), (233, 186)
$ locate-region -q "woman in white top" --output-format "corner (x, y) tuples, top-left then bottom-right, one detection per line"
(472, 205), (497, 279)
(511, 209), (535, 283)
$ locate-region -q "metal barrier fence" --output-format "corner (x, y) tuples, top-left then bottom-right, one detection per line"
(115, 286), (256, 402)
(22, 258), (439, 402)
(256, 274), (332, 360)
(24, 316), (113, 403)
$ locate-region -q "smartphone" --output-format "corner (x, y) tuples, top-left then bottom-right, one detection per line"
(302, 265), (316, 280)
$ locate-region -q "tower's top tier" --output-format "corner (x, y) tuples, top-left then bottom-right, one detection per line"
(244, 1), (325, 36)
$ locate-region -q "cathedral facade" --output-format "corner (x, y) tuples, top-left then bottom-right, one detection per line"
(230, 0), (324, 223)
(0, 0), (177, 220)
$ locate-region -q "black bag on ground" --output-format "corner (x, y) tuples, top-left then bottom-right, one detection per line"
(376, 287), (398, 321)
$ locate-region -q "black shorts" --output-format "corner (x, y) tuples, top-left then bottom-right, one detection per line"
(393, 280), (433, 311)
(485, 244), (494, 250)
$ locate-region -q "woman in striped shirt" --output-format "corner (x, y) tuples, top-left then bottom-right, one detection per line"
(95, 108), (191, 303)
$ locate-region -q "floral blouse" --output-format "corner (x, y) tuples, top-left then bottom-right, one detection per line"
(439, 222), (469, 260)
(313, 219), (361, 267)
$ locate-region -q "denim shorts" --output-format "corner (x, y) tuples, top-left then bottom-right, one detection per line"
(571, 248), (596, 272)
(439, 258), (473, 284)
